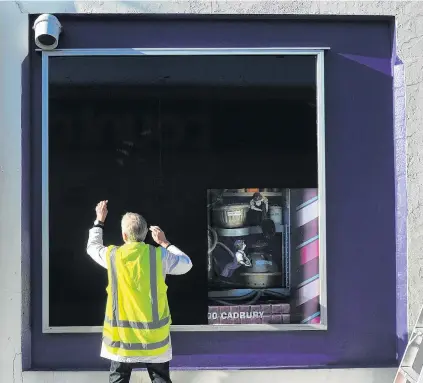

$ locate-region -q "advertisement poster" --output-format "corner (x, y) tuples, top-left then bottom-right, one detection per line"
(207, 188), (320, 325)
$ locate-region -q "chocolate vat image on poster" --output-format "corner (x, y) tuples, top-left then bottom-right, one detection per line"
(207, 188), (320, 325)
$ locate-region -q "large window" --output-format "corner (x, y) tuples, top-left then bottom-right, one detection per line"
(43, 49), (326, 332)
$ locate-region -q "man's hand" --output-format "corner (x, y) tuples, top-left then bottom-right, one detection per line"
(149, 226), (170, 248)
(95, 200), (108, 222)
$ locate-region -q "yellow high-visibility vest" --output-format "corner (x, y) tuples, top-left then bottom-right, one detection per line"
(102, 242), (171, 357)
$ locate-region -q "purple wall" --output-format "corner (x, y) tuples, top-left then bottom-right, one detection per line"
(25, 16), (402, 370)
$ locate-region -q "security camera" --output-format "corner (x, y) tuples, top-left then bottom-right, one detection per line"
(33, 14), (62, 50)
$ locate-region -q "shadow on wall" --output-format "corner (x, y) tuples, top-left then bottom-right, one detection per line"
(398, 332), (408, 363)
(131, 368), (396, 383)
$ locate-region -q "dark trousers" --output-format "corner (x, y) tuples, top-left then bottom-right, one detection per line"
(109, 360), (172, 383)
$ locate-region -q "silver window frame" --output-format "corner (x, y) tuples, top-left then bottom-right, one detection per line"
(41, 47), (328, 333)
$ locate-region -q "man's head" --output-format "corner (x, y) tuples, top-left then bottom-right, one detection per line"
(121, 212), (148, 243)
(253, 192), (262, 201)
(234, 239), (246, 251)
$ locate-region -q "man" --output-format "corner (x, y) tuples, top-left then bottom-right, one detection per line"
(87, 200), (192, 383)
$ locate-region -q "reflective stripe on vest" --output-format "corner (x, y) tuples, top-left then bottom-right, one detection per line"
(103, 335), (170, 351)
(103, 245), (170, 353)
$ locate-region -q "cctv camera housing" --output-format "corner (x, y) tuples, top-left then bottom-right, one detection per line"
(33, 14), (62, 50)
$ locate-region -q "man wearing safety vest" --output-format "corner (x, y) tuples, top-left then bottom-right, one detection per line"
(87, 200), (192, 383)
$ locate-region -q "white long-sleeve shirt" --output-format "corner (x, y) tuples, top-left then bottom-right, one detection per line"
(86, 227), (192, 364)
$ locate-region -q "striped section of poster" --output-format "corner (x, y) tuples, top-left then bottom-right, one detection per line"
(294, 188), (320, 324)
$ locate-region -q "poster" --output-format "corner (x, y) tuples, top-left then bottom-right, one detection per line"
(207, 188), (320, 325)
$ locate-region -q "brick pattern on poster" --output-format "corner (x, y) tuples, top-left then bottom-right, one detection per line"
(208, 304), (290, 325)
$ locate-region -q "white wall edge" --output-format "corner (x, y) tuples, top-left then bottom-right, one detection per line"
(23, 368), (396, 383)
